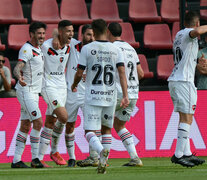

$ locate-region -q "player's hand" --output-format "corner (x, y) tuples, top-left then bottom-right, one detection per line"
(0, 68), (5, 77)
(120, 97), (129, 109)
(71, 83), (77, 92)
(52, 37), (61, 50)
(19, 76), (27, 86)
(198, 53), (207, 66)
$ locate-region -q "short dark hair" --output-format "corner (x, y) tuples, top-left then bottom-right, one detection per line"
(184, 11), (200, 27)
(108, 22), (122, 37)
(82, 24), (92, 35)
(29, 21), (47, 34)
(58, 20), (72, 29)
(92, 19), (107, 36)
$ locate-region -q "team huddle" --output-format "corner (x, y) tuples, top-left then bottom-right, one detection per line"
(11, 19), (144, 174)
(11, 10), (207, 174)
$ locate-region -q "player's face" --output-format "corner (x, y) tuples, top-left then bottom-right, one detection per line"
(60, 25), (74, 45)
(82, 29), (94, 45)
(33, 28), (46, 46)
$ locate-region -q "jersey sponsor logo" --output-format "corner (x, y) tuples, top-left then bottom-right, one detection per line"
(91, 89), (114, 95)
(98, 50), (117, 56)
(128, 85), (138, 89)
(60, 57), (64, 63)
(50, 72), (64, 75)
(91, 49), (96, 55)
(31, 111), (37, 116)
(52, 100), (58, 106)
(32, 49), (40, 57)
(92, 96), (113, 102)
(47, 48), (58, 56)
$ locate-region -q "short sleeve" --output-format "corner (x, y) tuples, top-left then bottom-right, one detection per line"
(78, 45), (87, 68)
(18, 45), (32, 63)
(116, 47), (125, 67)
(4, 66), (11, 84)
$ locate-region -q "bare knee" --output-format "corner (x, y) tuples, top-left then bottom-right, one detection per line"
(54, 107), (68, 124)
(20, 120), (31, 133)
(113, 117), (126, 133)
(33, 118), (43, 131)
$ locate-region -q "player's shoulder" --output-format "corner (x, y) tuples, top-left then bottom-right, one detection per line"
(70, 38), (80, 46)
(42, 38), (53, 48)
(19, 42), (33, 54)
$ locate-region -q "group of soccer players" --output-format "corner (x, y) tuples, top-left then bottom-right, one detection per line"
(11, 18), (144, 174)
(10, 10), (207, 174)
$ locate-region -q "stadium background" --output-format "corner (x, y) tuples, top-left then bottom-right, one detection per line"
(0, 0), (207, 163)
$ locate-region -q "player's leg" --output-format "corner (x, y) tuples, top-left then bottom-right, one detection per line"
(11, 119), (31, 168)
(169, 81), (196, 167)
(39, 115), (56, 167)
(65, 122), (76, 167)
(114, 99), (142, 167)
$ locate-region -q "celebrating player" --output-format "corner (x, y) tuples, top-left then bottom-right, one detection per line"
(71, 19), (129, 174)
(38, 20), (73, 167)
(168, 11), (207, 167)
(12, 21), (46, 168)
(108, 22), (144, 167)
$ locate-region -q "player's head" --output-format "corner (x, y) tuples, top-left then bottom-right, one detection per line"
(0, 51), (5, 68)
(82, 24), (94, 45)
(92, 19), (107, 39)
(184, 11), (200, 28)
(58, 20), (74, 45)
(29, 21), (47, 46)
(107, 22), (122, 42)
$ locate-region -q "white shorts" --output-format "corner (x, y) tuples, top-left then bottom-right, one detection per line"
(16, 90), (41, 121)
(84, 104), (116, 130)
(115, 99), (137, 121)
(168, 81), (197, 114)
(65, 91), (84, 122)
(41, 87), (67, 116)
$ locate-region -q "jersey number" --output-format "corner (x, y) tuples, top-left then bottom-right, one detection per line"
(92, 64), (114, 86)
(127, 61), (135, 81)
(175, 47), (183, 65)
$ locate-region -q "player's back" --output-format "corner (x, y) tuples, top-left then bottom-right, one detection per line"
(168, 28), (198, 83)
(113, 40), (139, 99)
(79, 40), (124, 106)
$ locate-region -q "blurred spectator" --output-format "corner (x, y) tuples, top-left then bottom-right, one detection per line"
(0, 52), (15, 97)
(196, 33), (207, 90)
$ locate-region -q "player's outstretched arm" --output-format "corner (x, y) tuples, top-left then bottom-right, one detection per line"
(190, 25), (207, 38)
(117, 65), (129, 108)
(71, 68), (84, 92)
(13, 61), (27, 86)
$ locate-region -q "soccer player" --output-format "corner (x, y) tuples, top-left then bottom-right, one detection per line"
(71, 19), (129, 174)
(38, 20), (73, 167)
(64, 24), (98, 167)
(107, 22), (144, 166)
(11, 21), (46, 168)
(168, 11), (207, 167)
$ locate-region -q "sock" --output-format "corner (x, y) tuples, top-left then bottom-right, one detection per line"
(30, 128), (40, 160)
(118, 128), (138, 159)
(175, 123), (191, 158)
(183, 137), (192, 156)
(13, 131), (27, 163)
(38, 127), (52, 160)
(51, 120), (64, 154)
(89, 130), (101, 159)
(65, 132), (76, 160)
(102, 134), (112, 152)
(86, 132), (103, 155)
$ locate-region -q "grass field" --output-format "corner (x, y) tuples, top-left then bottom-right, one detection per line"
(0, 157), (207, 180)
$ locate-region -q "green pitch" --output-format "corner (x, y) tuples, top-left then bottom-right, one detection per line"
(0, 157), (207, 180)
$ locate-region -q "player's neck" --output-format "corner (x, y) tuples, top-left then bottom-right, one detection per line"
(95, 34), (108, 41)
(29, 40), (39, 48)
